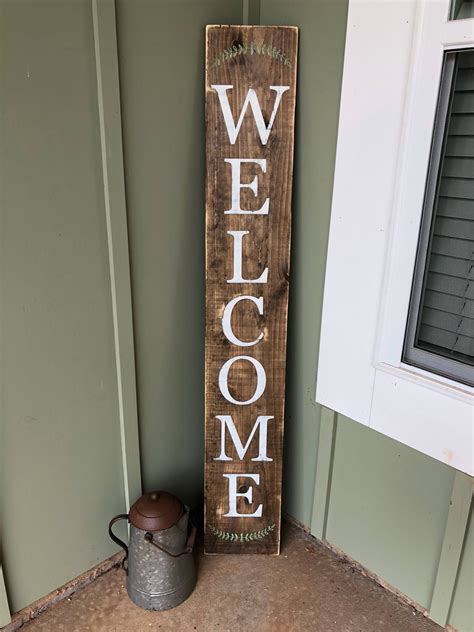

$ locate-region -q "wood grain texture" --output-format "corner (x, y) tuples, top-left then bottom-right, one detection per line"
(205, 25), (298, 554)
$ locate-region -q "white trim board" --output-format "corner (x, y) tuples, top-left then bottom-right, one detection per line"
(316, 0), (473, 474)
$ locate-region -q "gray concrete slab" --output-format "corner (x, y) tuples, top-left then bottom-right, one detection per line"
(19, 523), (441, 631)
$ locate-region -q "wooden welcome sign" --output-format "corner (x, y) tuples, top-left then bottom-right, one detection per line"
(205, 25), (298, 554)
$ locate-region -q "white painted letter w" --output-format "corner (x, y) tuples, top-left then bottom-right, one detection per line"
(212, 85), (290, 145)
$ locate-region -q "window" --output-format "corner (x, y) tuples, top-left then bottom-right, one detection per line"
(404, 50), (474, 386)
(450, 0), (474, 20)
(317, 0), (473, 475)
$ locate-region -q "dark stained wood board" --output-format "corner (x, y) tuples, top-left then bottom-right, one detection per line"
(205, 25), (298, 554)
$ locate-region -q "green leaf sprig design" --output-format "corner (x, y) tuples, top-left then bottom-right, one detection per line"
(208, 523), (276, 543)
(212, 42), (292, 68)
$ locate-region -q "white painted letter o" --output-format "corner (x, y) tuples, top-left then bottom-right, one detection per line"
(218, 355), (266, 405)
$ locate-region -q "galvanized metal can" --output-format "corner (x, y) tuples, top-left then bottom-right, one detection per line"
(109, 491), (197, 611)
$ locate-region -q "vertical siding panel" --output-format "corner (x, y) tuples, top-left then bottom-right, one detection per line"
(0, 566), (11, 627)
(92, 0), (142, 510)
(448, 511), (474, 631)
(430, 473), (473, 626)
(0, 0), (129, 612)
(310, 408), (338, 540)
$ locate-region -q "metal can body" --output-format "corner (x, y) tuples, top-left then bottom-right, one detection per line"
(127, 509), (196, 611)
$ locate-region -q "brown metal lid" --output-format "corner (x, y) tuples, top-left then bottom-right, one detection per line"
(129, 491), (184, 531)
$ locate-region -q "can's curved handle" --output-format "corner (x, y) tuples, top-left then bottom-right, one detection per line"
(144, 525), (197, 557)
(108, 514), (129, 573)
(186, 524), (197, 552)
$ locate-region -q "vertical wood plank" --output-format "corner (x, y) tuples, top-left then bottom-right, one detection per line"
(310, 408), (338, 540)
(429, 471), (473, 626)
(92, 0), (142, 510)
(205, 25), (298, 554)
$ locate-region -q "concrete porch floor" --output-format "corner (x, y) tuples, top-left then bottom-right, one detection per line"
(20, 523), (441, 632)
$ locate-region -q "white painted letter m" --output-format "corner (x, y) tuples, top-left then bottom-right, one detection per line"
(214, 414), (273, 462)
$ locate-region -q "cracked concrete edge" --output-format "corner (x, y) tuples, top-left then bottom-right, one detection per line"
(320, 540), (432, 619)
(0, 552), (124, 632)
(282, 513), (439, 627)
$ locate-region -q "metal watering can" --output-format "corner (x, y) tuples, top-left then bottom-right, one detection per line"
(109, 491), (197, 611)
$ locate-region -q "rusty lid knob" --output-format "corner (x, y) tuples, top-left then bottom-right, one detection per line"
(129, 491), (184, 531)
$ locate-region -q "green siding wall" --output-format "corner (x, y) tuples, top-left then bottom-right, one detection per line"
(0, 0), (128, 615)
(326, 417), (455, 608)
(0, 1), (472, 629)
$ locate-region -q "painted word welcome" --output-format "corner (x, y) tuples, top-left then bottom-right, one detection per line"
(205, 25), (298, 554)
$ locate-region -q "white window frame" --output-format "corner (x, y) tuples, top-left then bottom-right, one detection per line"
(317, 0), (473, 475)
(402, 49), (473, 386)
